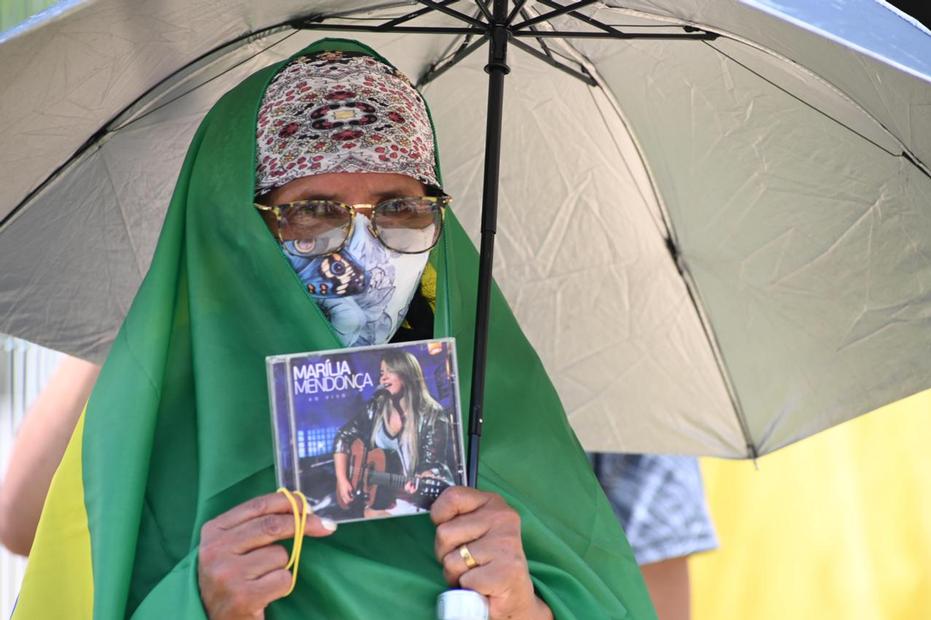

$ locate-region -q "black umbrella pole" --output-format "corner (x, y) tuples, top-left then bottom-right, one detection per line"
(467, 1), (510, 489)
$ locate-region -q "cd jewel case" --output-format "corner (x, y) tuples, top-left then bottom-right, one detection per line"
(267, 338), (465, 524)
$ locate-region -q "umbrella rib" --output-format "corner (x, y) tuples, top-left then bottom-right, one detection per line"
(532, 0), (623, 36)
(529, 0), (717, 40)
(519, 8), (555, 60)
(504, 0), (529, 26)
(313, 1), (416, 20)
(518, 8), (618, 67)
(510, 37), (596, 85)
(511, 0), (599, 31)
(517, 6), (623, 74)
(702, 40), (902, 159)
(565, 51), (759, 458)
(590, 78), (760, 458)
(378, 0), (462, 29)
(413, 0), (488, 28)
(427, 1), (492, 75)
(512, 29), (716, 39)
(417, 35), (489, 87)
(678, 259), (760, 460)
(295, 22), (484, 34)
(474, 0), (493, 23)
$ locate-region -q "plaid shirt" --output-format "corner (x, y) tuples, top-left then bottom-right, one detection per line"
(590, 453), (718, 565)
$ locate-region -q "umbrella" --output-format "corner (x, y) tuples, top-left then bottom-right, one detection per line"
(1, 0), (930, 465)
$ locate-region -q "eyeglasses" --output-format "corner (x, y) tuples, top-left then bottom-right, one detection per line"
(255, 195), (449, 257)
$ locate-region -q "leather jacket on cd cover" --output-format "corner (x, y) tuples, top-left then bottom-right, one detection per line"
(333, 396), (456, 484)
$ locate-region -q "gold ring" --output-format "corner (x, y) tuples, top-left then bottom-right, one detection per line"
(459, 544), (479, 569)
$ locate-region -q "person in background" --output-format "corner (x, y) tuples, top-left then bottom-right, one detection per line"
(591, 452), (718, 620)
(0, 355), (100, 556)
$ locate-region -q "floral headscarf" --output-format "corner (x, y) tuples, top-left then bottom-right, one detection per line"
(255, 51), (439, 194)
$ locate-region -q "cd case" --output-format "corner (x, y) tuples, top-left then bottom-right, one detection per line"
(266, 338), (465, 524)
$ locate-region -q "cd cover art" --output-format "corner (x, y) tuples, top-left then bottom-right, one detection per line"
(267, 338), (465, 524)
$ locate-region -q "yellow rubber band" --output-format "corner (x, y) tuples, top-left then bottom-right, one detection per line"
(276, 487), (309, 595)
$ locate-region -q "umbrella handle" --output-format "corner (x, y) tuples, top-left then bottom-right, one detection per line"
(466, 0), (510, 490)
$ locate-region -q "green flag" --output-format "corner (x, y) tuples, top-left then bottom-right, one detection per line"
(16, 39), (655, 620)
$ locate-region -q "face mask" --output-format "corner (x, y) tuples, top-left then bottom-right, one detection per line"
(281, 214), (429, 347)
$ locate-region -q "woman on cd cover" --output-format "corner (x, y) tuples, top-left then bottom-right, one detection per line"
(332, 349), (457, 516)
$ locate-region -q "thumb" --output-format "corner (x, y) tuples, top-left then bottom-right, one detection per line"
(303, 514), (338, 537)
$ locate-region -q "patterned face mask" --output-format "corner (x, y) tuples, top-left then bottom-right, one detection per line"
(281, 214), (429, 347)
(256, 50), (440, 346)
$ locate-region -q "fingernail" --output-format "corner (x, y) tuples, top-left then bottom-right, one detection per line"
(321, 518), (338, 532)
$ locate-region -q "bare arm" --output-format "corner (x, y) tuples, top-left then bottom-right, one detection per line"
(640, 557), (691, 620)
(0, 356), (100, 555)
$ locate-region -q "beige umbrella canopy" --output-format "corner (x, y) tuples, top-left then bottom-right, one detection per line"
(1, 0), (929, 458)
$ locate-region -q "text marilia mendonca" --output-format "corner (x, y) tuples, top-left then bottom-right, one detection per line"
(291, 358), (374, 395)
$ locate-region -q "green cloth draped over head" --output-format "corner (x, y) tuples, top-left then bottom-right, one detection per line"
(15, 39), (654, 619)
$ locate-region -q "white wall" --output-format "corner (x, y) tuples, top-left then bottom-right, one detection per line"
(0, 337), (61, 618)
